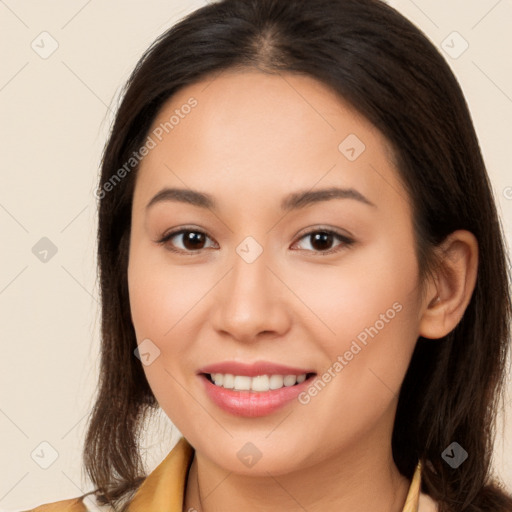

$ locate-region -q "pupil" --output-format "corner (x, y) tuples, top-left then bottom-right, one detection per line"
(184, 231), (205, 250)
(312, 232), (332, 251)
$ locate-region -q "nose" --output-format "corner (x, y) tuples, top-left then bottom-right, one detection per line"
(211, 244), (292, 343)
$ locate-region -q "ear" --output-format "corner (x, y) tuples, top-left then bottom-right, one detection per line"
(419, 230), (479, 339)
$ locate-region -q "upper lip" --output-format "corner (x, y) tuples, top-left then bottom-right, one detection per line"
(198, 360), (316, 377)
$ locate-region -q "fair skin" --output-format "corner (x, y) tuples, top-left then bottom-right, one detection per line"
(127, 69), (478, 511)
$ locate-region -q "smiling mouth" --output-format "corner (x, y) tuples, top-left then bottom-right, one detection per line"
(202, 372), (317, 392)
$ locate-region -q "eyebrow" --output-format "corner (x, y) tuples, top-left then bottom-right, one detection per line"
(145, 186), (376, 212)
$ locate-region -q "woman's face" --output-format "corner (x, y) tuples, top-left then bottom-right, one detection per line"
(128, 69), (425, 475)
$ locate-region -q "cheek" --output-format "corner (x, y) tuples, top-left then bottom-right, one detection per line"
(127, 248), (201, 432)
(127, 237), (218, 413)
(293, 232), (421, 440)
(127, 235), (211, 344)
(296, 229), (420, 355)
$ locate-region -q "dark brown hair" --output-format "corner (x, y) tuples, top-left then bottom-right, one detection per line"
(83, 0), (512, 510)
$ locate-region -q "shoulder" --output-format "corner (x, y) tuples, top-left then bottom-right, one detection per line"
(21, 496), (107, 512)
(419, 490), (439, 512)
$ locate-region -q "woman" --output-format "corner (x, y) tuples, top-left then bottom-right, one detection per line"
(26, 0), (512, 510)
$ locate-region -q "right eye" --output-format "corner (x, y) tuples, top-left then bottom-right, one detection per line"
(156, 228), (219, 255)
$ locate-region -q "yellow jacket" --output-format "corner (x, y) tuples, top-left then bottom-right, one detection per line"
(24, 437), (439, 511)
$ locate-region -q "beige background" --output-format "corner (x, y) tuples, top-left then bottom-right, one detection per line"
(0, 0), (511, 509)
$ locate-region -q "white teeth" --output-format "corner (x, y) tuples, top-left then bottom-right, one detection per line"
(233, 375), (252, 390)
(269, 375), (284, 390)
(251, 375), (269, 391)
(283, 375), (297, 387)
(208, 373), (308, 391)
(223, 374), (234, 389)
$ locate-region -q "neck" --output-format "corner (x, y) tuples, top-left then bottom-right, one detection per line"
(183, 421), (411, 512)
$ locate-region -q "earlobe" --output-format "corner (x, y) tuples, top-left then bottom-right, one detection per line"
(419, 230), (479, 340)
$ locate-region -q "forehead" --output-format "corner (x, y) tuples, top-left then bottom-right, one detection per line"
(134, 69), (408, 214)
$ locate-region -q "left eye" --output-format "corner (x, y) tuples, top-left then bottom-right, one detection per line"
(292, 229), (354, 255)
(156, 228), (354, 255)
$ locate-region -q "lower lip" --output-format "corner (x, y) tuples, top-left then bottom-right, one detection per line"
(200, 374), (314, 417)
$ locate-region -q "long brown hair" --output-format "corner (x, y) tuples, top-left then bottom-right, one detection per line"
(83, 0), (512, 510)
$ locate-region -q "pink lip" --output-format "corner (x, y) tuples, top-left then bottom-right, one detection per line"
(197, 360), (316, 418)
(198, 360), (315, 377)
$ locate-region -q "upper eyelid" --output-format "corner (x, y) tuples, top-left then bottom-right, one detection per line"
(159, 226), (350, 241)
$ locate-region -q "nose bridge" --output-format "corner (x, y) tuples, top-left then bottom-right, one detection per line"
(229, 236), (274, 312)
(212, 236), (289, 339)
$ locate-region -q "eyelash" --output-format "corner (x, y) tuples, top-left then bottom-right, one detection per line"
(155, 226), (355, 256)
